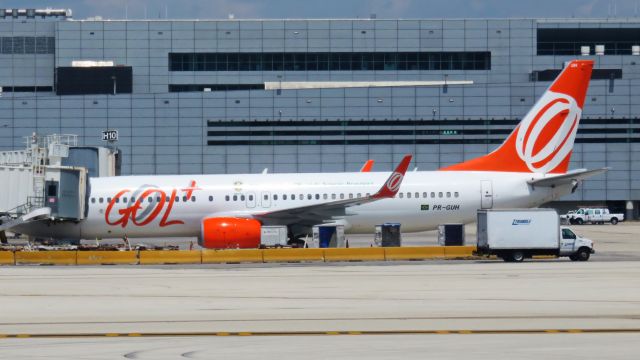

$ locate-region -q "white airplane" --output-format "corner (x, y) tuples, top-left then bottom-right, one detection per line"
(8, 59), (606, 249)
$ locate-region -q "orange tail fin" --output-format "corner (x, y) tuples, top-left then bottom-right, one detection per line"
(441, 59), (593, 174)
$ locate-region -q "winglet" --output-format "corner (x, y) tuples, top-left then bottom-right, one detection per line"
(372, 155), (412, 199)
(360, 160), (374, 172)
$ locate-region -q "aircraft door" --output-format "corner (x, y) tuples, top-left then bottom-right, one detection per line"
(480, 180), (493, 209)
(246, 192), (256, 208)
(560, 228), (577, 254)
(261, 191), (271, 208)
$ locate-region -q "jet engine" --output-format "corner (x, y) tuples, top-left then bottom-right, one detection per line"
(199, 217), (261, 249)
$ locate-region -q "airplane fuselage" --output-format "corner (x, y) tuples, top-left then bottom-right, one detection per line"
(13, 170), (572, 240)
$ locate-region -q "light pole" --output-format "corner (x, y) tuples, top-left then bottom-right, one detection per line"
(111, 75), (116, 95)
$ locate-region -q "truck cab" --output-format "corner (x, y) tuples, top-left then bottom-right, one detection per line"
(559, 226), (594, 261)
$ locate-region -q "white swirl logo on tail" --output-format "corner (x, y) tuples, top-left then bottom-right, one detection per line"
(385, 172), (403, 193)
(515, 91), (581, 173)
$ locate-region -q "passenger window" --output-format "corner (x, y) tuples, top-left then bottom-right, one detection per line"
(131, 197), (136, 202)
(423, 192), (427, 198)
(283, 194), (287, 200)
(225, 195), (230, 201)
(349, 193), (353, 199)
(454, 192), (459, 198)
(249, 195), (253, 201)
(116, 198), (120, 203)
(99, 198), (104, 203)
(446, 192), (451, 198)
(291, 194), (296, 200)
(323, 194), (328, 200)
(241, 195), (246, 201)
(191, 196), (195, 202)
(315, 194), (319, 200)
(175, 197), (179, 202)
(91, 198), (95, 203)
(264, 194), (268, 200)
(147, 197), (152, 202)
(181, 196), (187, 202)
(332, 194), (336, 200)
(399, 193), (404, 198)
(357, 193), (361, 198)
(431, 192), (435, 198)
(307, 194), (312, 200)
(438, 192), (443, 198)
(415, 192), (419, 198)
(299, 194), (303, 200)
(233, 195), (237, 201)
(340, 193), (345, 199)
(407, 192), (411, 198)
(274, 194), (278, 201)
(209, 195), (214, 202)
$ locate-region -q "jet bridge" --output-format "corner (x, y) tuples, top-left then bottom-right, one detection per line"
(0, 134), (118, 229)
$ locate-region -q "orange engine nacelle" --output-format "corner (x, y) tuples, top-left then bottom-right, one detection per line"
(200, 217), (261, 249)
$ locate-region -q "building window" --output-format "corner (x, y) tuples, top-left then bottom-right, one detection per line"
(0, 36), (55, 54)
(169, 51), (491, 72)
(537, 28), (640, 55)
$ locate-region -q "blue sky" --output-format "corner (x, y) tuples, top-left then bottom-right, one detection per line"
(2, 0), (640, 19)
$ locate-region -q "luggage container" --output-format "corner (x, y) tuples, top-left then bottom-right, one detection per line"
(260, 226), (288, 247)
(438, 223), (465, 246)
(374, 223), (402, 247)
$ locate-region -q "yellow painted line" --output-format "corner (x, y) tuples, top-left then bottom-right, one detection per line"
(3, 328), (640, 339)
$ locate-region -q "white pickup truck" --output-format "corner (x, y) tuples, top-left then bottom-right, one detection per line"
(563, 208), (623, 225)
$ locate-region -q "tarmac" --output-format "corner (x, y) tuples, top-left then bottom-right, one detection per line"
(0, 222), (639, 359)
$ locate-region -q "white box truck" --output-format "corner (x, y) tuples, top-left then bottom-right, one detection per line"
(477, 209), (595, 262)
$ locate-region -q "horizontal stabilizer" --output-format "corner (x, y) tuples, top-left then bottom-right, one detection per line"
(527, 168), (609, 187)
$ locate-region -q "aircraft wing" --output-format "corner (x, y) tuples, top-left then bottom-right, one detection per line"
(527, 168), (609, 187)
(252, 155), (412, 225)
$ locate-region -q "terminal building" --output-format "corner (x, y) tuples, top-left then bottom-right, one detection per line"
(0, 9), (638, 218)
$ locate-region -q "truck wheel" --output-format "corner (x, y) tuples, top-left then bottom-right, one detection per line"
(610, 218), (618, 225)
(574, 247), (591, 261)
(576, 218), (584, 225)
(510, 251), (525, 262)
